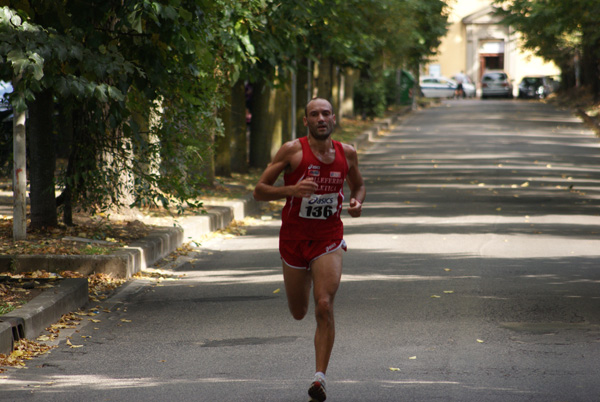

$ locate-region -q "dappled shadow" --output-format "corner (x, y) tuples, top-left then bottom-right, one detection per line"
(344, 221), (600, 239)
(347, 100), (600, 230)
(169, 244), (600, 326)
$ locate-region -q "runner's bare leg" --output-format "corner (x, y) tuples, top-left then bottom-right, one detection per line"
(310, 248), (343, 374)
(282, 262), (312, 320)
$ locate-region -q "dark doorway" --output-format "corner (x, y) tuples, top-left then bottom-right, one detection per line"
(479, 53), (504, 78)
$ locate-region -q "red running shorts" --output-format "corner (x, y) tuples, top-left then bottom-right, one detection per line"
(279, 239), (347, 270)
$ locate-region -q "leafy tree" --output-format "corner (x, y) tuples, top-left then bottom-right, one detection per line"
(1, 0), (451, 229)
(0, 1), (259, 226)
(494, 0), (600, 98)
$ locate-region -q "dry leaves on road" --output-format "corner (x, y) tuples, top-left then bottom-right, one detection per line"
(0, 339), (54, 372)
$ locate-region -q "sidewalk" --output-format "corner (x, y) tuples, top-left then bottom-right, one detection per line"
(0, 107), (411, 356)
(0, 194), (264, 355)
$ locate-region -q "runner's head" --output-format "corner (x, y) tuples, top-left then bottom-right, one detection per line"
(304, 98), (336, 141)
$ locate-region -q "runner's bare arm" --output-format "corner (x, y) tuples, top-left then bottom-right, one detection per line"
(253, 140), (318, 201)
(343, 144), (365, 217)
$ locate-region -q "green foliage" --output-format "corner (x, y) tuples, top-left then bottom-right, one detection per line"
(0, 0), (450, 220)
(383, 69), (402, 106)
(404, 0), (450, 68)
(495, 0), (600, 92)
(0, 1), (259, 215)
(353, 77), (386, 119)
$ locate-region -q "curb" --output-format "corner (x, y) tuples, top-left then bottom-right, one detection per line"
(0, 195), (263, 278)
(0, 226), (183, 278)
(0, 196), (264, 355)
(0, 278), (88, 355)
(351, 107), (412, 151)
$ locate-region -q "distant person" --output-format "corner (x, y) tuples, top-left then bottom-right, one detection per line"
(254, 98), (366, 402)
(454, 71), (468, 98)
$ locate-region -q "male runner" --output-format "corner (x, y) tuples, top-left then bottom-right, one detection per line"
(254, 98), (365, 401)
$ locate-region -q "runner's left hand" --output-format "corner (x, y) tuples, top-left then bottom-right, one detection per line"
(347, 198), (362, 217)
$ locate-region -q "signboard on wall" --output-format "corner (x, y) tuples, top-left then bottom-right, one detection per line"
(428, 64), (441, 77)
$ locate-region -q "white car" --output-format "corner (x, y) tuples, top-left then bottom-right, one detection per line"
(419, 76), (457, 98)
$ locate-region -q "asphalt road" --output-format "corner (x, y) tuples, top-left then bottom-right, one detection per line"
(2, 99), (600, 402)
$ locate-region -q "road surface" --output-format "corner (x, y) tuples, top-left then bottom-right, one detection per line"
(2, 99), (600, 401)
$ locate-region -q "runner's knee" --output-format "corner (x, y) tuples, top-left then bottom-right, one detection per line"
(314, 297), (334, 322)
(290, 305), (308, 320)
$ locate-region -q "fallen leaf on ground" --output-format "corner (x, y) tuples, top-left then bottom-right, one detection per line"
(66, 339), (83, 349)
(0, 339), (55, 373)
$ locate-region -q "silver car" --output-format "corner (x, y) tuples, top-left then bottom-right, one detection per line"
(481, 71), (513, 99)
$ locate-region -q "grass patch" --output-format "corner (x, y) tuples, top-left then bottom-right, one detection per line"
(79, 244), (113, 255)
(0, 301), (24, 315)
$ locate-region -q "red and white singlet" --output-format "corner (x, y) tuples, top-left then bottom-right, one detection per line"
(280, 136), (349, 240)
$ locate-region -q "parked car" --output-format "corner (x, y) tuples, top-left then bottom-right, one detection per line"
(481, 70), (513, 99)
(419, 76), (457, 98)
(0, 81), (11, 109)
(452, 74), (476, 98)
(518, 76), (557, 99)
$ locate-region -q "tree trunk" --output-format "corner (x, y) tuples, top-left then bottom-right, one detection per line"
(317, 58), (334, 103)
(27, 89), (58, 229)
(215, 89), (232, 177)
(343, 68), (359, 118)
(12, 76), (27, 240)
(201, 125), (216, 186)
(295, 58), (310, 138)
(62, 106), (91, 226)
(278, 79), (291, 144)
(249, 80), (273, 168)
(230, 80), (248, 173)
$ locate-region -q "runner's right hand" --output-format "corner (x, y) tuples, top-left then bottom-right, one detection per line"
(293, 177), (319, 198)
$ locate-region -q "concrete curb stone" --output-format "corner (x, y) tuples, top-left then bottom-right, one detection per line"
(351, 106), (411, 151)
(0, 194), (263, 278)
(1, 278), (88, 354)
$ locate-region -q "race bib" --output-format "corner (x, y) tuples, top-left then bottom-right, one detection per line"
(299, 193), (338, 220)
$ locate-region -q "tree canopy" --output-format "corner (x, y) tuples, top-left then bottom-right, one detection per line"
(0, 0), (449, 229)
(494, 0), (600, 97)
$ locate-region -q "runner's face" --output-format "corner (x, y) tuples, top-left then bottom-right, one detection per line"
(304, 100), (335, 140)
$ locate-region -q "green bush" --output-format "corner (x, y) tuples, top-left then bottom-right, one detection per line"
(353, 78), (386, 119)
(383, 69), (402, 106)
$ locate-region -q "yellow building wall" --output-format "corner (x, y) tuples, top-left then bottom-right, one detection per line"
(436, 0), (491, 78)
(429, 0), (560, 86)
